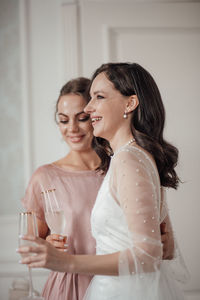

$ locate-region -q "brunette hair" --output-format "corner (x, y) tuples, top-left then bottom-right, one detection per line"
(55, 77), (91, 121)
(91, 63), (180, 189)
(55, 77), (111, 173)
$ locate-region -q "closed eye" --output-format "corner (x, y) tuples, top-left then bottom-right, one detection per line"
(59, 120), (68, 124)
(78, 115), (90, 122)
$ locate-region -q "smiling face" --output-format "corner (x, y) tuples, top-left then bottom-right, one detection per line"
(84, 72), (133, 143)
(57, 93), (94, 152)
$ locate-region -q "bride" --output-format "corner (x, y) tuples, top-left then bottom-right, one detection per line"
(18, 62), (188, 299)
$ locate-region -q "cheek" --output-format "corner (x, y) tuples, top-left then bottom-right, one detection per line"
(102, 107), (115, 124)
(82, 122), (94, 136)
(59, 125), (67, 135)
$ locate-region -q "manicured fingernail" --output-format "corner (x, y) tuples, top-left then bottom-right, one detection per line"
(16, 248), (19, 252)
(59, 236), (64, 240)
(18, 260), (22, 264)
(19, 235), (24, 239)
(63, 249), (68, 252)
(64, 244), (68, 247)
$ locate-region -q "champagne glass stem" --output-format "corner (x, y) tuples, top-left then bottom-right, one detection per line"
(28, 267), (34, 297)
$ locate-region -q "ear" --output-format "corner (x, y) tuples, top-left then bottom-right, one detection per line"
(125, 95), (139, 113)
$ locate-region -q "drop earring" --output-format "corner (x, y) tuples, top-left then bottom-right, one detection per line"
(123, 112), (128, 119)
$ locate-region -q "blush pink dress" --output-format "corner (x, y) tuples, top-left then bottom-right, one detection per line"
(21, 163), (103, 300)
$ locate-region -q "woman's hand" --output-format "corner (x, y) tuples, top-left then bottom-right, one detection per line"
(17, 236), (119, 276)
(160, 222), (174, 260)
(17, 235), (71, 272)
(46, 234), (68, 252)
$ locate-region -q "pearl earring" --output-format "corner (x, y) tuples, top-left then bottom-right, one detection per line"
(123, 112), (128, 119)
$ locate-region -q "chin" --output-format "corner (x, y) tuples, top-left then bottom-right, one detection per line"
(93, 128), (101, 137)
(93, 130), (106, 140)
(69, 141), (92, 152)
(70, 144), (86, 151)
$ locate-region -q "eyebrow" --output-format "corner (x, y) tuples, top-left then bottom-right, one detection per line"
(93, 90), (105, 95)
(58, 111), (87, 117)
(90, 90), (106, 97)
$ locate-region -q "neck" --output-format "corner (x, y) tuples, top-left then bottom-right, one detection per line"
(67, 148), (100, 170)
(109, 129), (134, 153)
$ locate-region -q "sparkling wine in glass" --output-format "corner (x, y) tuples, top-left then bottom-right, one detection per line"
(41, 189), (66, 235)
(18, 212), (44, 300)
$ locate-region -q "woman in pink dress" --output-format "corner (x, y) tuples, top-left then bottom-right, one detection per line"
(21, 76), (174, 300)
(22, 77), (105, 300)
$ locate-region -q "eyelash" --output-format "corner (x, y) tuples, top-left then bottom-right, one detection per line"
(97, 95), (104, 100)
(59, 116), (90, 124)
(79, 116), (90, 122)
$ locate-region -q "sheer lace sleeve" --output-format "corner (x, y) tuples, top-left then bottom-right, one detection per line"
(111, 146), (162, 274)
(110, 146), (163, 297)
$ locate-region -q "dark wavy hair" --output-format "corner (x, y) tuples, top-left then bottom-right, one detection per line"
(90, 63), (180, 189)
(55, 77), (111, 173)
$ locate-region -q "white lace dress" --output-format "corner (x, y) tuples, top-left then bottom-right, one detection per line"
(84, 144), (188, 300)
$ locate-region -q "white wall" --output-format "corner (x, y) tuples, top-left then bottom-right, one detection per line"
(0, 0), (24, 216)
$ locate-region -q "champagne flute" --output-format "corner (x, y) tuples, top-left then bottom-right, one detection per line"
(18, 212), (44, 300)
(41, 189), (66, 235)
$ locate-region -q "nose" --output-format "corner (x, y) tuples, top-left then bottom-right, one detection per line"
(84, 98), (95, 115)
(68, 120), (79, 133)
